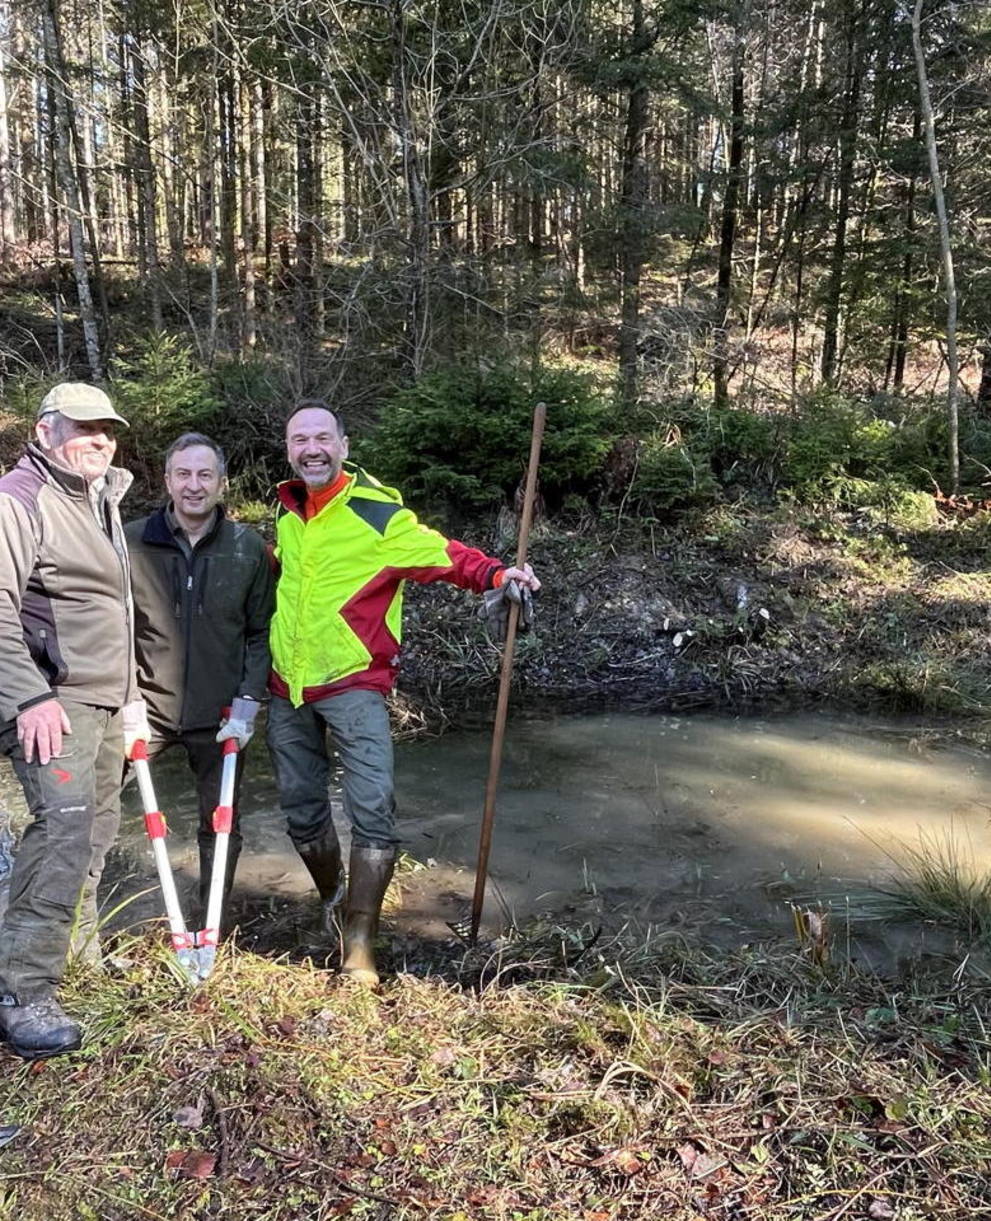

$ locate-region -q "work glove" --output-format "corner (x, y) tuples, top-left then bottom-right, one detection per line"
(478, 578), (535, 644)
(216, 696), (259, 750)
(121, 699), (152, 759)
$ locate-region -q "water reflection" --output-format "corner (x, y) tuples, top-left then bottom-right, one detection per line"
(100, 711), (991, 963)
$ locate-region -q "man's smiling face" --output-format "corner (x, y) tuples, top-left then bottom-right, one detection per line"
(164, 444), (225, 525)
(286, 407), (349, 489)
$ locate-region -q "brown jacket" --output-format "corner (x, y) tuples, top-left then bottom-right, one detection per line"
(0, 445), (136, 722)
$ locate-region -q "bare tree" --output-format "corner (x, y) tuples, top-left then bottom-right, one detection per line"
(0, 12), (15, 262)
(911, 0), (958, 491)
(42, 0), (102, 378)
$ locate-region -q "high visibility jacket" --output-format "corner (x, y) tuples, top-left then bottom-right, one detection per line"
(270, 464), (504, 707)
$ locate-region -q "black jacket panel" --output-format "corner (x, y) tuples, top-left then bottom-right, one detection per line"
(125, 505), (274, 732)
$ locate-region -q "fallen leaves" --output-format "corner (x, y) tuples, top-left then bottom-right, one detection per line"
(164, 1149), (217, 1179)
(589, 1146), (649, 1176)
(173, 1097), (205, 1129)
(676, 1142), (727, 1180)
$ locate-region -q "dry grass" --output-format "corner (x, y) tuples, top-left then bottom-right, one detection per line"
(2, 924), (991, 1220)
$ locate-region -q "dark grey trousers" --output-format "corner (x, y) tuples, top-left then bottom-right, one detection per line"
(0, 701), (123, 1001)
(139, 723), (247, 859)
(266, 691), (399, 850)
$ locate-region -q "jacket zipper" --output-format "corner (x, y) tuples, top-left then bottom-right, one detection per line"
(181, 555), (196, 726)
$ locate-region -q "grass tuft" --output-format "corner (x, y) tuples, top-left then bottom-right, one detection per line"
(881, 831), (991, 944)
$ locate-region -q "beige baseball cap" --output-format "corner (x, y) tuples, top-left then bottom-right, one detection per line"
(37, 382), (129, 427)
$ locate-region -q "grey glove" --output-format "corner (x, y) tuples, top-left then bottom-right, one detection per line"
(121, 698), (152, 758)
(216, 696), (259, 749)
(478, 579), (535, 644)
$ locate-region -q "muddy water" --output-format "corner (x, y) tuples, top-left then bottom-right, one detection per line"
(85, 711), (991, 967)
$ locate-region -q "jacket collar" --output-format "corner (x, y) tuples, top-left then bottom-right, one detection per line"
(25, 443), (133, 506)
(277, 463), (357, 520)
(143, 501), (226, 546)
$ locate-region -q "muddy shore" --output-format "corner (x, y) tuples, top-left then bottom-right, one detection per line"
(398, 503), (991, 739)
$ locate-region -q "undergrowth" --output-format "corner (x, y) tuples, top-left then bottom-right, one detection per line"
(2, 927), (990, 1219)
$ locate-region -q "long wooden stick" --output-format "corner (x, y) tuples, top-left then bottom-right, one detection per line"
(470, 401), (546, 943)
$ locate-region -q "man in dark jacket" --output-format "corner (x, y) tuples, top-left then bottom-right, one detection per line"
(125, 433), (274, 923)
(0, 383), (150, 1060)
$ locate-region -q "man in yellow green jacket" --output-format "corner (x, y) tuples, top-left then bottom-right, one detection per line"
(268, 400), (539, 986)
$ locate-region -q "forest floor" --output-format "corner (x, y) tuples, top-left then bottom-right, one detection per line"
(2, 925), (990, 1220)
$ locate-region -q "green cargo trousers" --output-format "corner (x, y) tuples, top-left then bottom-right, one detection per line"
(0, 701), (123, 1001)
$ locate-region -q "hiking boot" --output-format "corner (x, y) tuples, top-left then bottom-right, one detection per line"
(0, 994), (82, 1060)
(341, 845), (396, 988)
(296, 829), (346, 935)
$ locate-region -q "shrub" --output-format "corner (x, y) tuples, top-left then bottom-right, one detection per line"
(353, 363), (614, 519)
(631, 426), (720, 514)
(705, 407), (781, 488)
(780, 389), (897, 489)
(110, 333), (220, 472)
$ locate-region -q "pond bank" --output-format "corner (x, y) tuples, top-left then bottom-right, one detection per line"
(397, 502), (991, 743)
(4, 506), (991, 1218)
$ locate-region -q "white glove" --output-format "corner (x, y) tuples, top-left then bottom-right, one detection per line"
(121, 699), (152, 758)
(216, 697), (259, 749)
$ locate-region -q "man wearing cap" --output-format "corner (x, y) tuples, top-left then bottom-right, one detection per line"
(0, 382), (150, 1060)
(125, 432), (274, 925)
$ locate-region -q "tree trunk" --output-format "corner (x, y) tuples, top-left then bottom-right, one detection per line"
(0, 18), (15, 262)
(261, 79), (274, 288)
(240, 73), (256, 351)
(820, 0), (863, 384)
(131, 35), (162, 331)
(218, 69), (238, 292)
(45, 77), (65, 364)
(118, 33), (138, 259)
(912, 0), (958, 491)
(886, 111), (919, 394)
(160, 46), (184, 268)
(618, 0), (650, 407)
(713, 33), (745, 410)
(295, 88), (317, 351)
(42, 0), (102, 379)
(392, 0), (430, 378)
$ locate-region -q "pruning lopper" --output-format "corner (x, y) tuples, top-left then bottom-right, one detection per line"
(129, 731), (239, 985)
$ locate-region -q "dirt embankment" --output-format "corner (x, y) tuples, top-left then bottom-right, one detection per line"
(398, 502), (991, 734)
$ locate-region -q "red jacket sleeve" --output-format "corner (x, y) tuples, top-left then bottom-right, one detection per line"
(438, 539), (505, 593)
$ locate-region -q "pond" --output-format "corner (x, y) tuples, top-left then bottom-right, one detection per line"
(83, 709), (991, 972)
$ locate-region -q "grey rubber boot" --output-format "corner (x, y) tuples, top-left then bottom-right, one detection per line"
(296, 828), (346, 935)
(341, 845), (396, 987)
(0, 994), (82, 1060)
